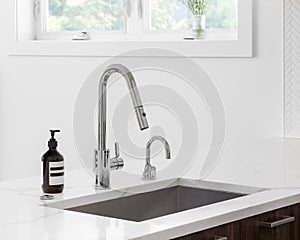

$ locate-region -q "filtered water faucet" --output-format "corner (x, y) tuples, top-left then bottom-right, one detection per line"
(94, 64), (149, 189)
(142, 135), (171, 180)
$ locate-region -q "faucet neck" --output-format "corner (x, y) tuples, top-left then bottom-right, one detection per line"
(98, 64), (149, 152)
(145, 135), (171, 165)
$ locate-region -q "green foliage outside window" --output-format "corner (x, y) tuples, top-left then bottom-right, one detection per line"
(150, 0), (237, 30)
(48, 0), (124, 31)
(47, 0), (237, 32)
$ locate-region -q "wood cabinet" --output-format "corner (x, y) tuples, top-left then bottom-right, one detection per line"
(240, 204), (298, 240)
(172, 203), (300, 240)
(173, 222), (240, 240)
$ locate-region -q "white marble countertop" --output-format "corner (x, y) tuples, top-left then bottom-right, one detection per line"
(2, 137), (300, 240)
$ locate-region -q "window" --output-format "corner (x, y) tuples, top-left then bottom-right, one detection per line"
(46, 0), (125, 32)
(36, 0), (238, 40)
(148, 0), (238, 31)
(12, 0), (252, 57)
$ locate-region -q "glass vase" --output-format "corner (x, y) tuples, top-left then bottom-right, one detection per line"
(192, 15), (206, 39)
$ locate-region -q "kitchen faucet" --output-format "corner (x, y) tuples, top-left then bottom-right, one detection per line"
(94, 64), (149, 189)
(142, 135), (171, 180)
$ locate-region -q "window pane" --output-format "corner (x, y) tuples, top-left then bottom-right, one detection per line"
(149, 0), (238, 30)
(47, 0), (124, 32)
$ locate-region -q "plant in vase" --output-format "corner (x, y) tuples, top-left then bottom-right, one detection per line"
(184, 0), (209, 39)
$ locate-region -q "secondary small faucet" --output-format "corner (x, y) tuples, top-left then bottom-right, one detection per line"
(94, 64), (149, 189)
(142, 135), (171, 180)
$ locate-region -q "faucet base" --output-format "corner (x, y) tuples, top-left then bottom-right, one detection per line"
(142, 164), (156, 180)
(94, 185), (111, 190)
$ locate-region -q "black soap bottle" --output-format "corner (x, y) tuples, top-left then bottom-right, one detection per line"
(42, 130), (64, 194)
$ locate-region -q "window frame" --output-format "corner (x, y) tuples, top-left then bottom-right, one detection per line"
(10, 0), (253, 57)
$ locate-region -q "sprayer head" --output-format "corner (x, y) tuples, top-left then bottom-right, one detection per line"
(135, 106), (149, 130)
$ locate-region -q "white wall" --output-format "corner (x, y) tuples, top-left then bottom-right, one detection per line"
(0, 0), (283, 181)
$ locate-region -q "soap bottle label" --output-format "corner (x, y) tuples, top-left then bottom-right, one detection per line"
(49, 161), (64, 186)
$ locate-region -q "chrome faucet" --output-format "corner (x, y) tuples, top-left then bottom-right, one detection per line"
(142, 135), (171, 180)
(94, 64), (149, 189)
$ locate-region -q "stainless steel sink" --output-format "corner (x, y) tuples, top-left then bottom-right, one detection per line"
(65, 185), (245, 222)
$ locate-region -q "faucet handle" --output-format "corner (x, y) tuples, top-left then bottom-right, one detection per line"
(114, 142), (120, 158)
(110, 142), (124, 171)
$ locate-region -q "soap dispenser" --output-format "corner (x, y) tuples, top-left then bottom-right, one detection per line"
(41, 130), (64, 194)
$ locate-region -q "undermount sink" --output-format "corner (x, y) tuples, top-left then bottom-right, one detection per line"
(46, 178), (262, 222)
(66, 185), (244, 222)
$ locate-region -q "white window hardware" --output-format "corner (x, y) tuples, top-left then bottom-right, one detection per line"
(124, 0), (131, 17)
(34, 0), (40, 20)
(138, 0), (143, 19)
(72, 32), (89, 41)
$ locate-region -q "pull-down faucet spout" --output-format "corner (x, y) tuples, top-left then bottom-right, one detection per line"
(94, 64), (149, 189)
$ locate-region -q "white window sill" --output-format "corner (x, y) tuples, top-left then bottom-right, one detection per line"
(10, 37), (252, 58)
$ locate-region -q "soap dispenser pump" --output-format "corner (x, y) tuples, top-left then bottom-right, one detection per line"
(41, 130), (64, 194)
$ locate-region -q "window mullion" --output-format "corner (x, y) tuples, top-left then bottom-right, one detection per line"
(35, 0), (49, 39)
(142, 0), (150, 31)
(126, 0), (144, 36)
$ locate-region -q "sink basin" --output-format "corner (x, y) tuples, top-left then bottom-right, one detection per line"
(46, 178), (263, 222)
(65, 185), (245, 222)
